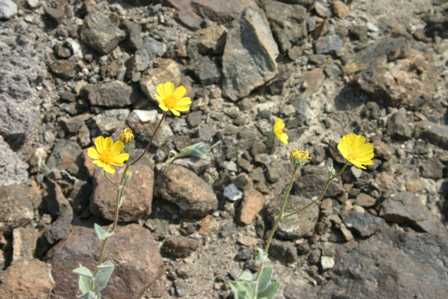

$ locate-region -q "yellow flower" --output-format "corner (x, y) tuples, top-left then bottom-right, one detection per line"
(337, 133), (374, 169)
(273, 117), (288, 144)
(155, 81), (192, 116)
(291, 149), (310, 163)
(119, 128), (134, 144)
(87, 136), (129, 174)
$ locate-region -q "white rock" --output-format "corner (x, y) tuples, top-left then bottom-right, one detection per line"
(26, 0), (40, 9)
(0, 0), (17, 19)
(321, 256), (335, 270)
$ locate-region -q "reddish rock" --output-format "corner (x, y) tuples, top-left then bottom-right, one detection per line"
(90, 158), (154, 222)
(161, 236), (200, 258)
(332, 0), (350, 18)
(0, 259), (55, 298)
(239, 189), (265, 225)
(12, 226), (40, 261)
(157, 165), (218, 218)
(48, 224), (163, 299)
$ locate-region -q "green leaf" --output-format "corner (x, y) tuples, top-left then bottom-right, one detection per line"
(94, 260), (115, 291)
(257, 266), (273, 292)
(73, 265), (94, 277)
(255, 248), (268, 263)
(258, 280), (280, 299)
(80, 291), (99, 299)
(78, 275), (93, 295)
(94, 224), (113, 241)
(239, 270), (255, 281)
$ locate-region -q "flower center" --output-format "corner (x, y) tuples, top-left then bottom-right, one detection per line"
(99, 150), (113, 164)
(164, 95), (178, 109)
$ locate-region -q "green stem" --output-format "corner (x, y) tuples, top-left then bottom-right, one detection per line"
(284, 164), (348, 219)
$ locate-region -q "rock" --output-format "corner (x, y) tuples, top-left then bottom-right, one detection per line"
(268, 240), (298, 264)
(239, 189), (265, 225)
(123, 20), (143, 51)
(48, 224), (163, 299)
(0, 0), (17, 19)
(381, 192), (443, 234)
(420, 159), (444, 180)
(191, 24), (227, 55)
(387, 108), (413, 139)
(139, 58), (182, 101)
(80, 11), (126, 54)
(267, 195), (319, 239)
(284, 283), (318, 299)
(0, 259), (55, 298)
(0, 136), (29, 186)
(12, 226), (40, 261)
(48, 59), (77, 79)
(126, 109), (173, 146)
(90, 158), (154, 222)
(319, 228), (448, 298)
(293, 166), (343, 199)
(26, 0), (41, 9)
(355, 193), (377, 207)
(263, 0), (308, 52)
(320, 256), (335, 270)
(82, 80), (134, 108)
(93, 109), (130, 134)
(0, 183), (41, 229)
(191, 55), (221, 85)
(46, 140), (83, 176)
(350, 38), (439, 108)
(157, 165), (218, 218)
(331, 0), (349, 18)
(417, 121), (448, 150)
(161, 236), (200, 258)
(44, 0), (68, 24)
(315, 34), (343, 55)
(343, 211), (386, 238)
(223, 184), (243, 202)
(127, 37), (167, 78)
(222, 8), (279, 100)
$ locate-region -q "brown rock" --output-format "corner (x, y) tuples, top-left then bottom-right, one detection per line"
(332, 0), (349, 18)
(139, 58), (182, 101)
(90, 158), (154, 222)
(13, 226), (40, 261)
(48, 224), (163, 299)
(157, 165), (218, 218)
(161, 236), (200, 258)
(0, 183), (41, 230)
(193, 24), (227, 55)
(239, 189), (265, 225)
(355, 193), (377, 208)
(0, 259), (55, 298)
(48, 59), (77, 79)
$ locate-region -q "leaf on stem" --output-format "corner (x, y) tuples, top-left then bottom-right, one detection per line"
(94, 224), (113, 241)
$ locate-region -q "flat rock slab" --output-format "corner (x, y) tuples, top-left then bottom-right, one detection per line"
(47, 224), (163, 299)
(319, 228), (448, 298)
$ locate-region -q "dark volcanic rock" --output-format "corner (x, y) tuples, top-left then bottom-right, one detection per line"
(387, 108), (413, 139)
(343, 211), (386, 238)
(315, 34), (344, 55)
(80, 11), (126, 54)
(417, 121), (448, 150)
(82, 80), (134, 108)
(48, 224), (163, 299)
(293, 166), (343, 198)
(319, 228), (448, 298)
(161, 236), (200, 258)
(222, 7), (279, 100)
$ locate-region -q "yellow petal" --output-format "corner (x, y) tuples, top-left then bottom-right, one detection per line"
(93, 160), (116, 174)
(174, 85), (187, 99)
(170, 109), (181, 117)
(94, 136), (105, 153)
(163, 81), (175, 96)
(110, 141), (125, 155)
(110, 153), (129, 166)
(87, 147), (100, 160)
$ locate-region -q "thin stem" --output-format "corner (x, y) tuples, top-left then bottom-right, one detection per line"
(128, 112), (167, 167)
(284, 164), (348, 219)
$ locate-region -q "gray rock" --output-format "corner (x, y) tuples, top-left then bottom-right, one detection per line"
(0, 183), (41, 229)
(48, 224), (163, 299)
(381, 192), (443, 234)
(222, 8), (279, 100)
(123, 20), (143, 51)
(343, 211), (385, 237)
(223, 184), (243, 202)
(268, 195), (319, 239)
(191, 55), (221, 85)
(93, 109), (130, 134)
(126, 109), (173, 146)
(46, 140), (83, 176)
(263, 0), (308, 52)
(44, 0), (68, 24)
(0, 136), (29, 186)
(420, 159), (444, 180)
(417, 121), (448, 150)
(80, 12), (126, 54)
(268, 240), (298, 264)
(293, 166), (343, 198)
(48, 59), (77, 79)
(315, 34), (343, 54)
(157, 165), (218, 218)
(83, 80), (134, 108)
(26, 0), (40, 9)
(0, 0), (17, 19)
(387, 108), (413, 139)
(319, 228), (448, 298)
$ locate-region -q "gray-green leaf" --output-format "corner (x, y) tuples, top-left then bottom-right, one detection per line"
(257, 266), (273, 292)
(73, 265), (94, 277)
(94, 224), (113, 241)
(258, 280), (280, 299)
(95, 260), (115, 292)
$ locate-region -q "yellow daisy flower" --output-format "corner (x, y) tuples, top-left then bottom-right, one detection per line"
(273, 117), (288, 144)
(87, 136), (129, 174)
(119, 128), (134, 144)
(337, 133), (374, 170)
(291, 149), (310, 163)
(155, 81), (192, 117)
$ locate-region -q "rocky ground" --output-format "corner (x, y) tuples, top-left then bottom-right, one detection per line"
(0, 0), (448, 298)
